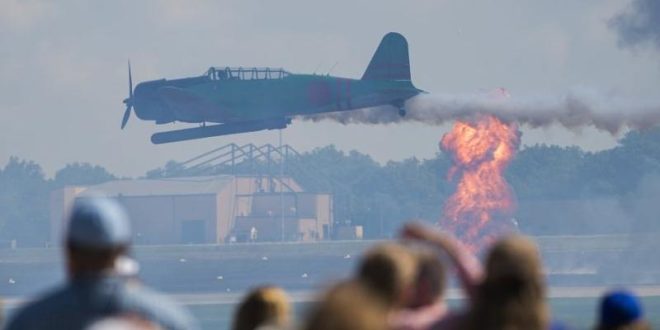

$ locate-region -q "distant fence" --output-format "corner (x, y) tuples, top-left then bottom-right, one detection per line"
(0, 239), (17, 250)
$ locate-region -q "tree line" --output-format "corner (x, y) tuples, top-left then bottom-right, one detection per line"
(3, 128), (660, 246)
(0, 162), (115, 246)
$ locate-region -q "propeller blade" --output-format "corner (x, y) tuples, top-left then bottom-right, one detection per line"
(121, 106), (131, 129)
(122, 60), (134, 129)
(128, 60), (133, 98)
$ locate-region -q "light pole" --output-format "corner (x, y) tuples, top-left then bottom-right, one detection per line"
(279, 129), (285, 242)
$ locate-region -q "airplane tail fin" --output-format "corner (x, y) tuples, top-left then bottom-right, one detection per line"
(361, 32), (411, 81)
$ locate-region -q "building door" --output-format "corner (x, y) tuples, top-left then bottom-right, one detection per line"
(322, 224), (329, 240)
(181, 220), (205, 244)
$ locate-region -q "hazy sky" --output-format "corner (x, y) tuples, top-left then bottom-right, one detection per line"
(1, 0), (659, 177)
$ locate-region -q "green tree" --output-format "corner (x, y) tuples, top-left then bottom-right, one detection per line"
(578, 129), (660, 197)
(0, 157), (50, 246)
(507, 144), (586, 200)
(146, 160), (184, 178)
(53, 162), (116, 188)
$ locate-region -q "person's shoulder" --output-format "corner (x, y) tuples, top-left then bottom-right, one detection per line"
(120, 283), (198, 330)
(429, 309), (466, 330)
(5, 285), (72, 330)
(549, 320), (571, 330)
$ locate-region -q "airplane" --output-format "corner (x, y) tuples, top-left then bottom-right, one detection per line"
(122, 32), (424, 144)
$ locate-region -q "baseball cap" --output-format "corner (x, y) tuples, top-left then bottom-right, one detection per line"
(599, 290), (643, 327)
(66, 197), (131, 249)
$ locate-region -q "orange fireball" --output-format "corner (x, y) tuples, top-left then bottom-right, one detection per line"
(440, 114), (520, 251)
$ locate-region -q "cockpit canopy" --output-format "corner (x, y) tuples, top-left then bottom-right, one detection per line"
(206, 67), (291, 81)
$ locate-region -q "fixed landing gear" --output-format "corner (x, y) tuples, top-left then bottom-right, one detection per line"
(393, 100), (406, 117)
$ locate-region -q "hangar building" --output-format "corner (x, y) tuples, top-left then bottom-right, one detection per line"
(50, 175), (332, 245)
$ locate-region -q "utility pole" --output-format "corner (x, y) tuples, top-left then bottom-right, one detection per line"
(279, 129), (285, 242)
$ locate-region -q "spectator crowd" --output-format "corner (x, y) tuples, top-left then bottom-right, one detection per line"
(0, 198), (652, 330)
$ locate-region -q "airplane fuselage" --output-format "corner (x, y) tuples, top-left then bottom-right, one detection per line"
(132, 73), (420, 125)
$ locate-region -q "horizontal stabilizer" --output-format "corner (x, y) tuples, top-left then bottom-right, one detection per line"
(362, 32), (411, 81)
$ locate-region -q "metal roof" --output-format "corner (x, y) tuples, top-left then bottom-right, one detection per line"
(80, 175), (234, 197)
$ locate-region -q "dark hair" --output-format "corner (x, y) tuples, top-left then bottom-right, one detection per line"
(357, 243), (417, 308)
(464, 235), (549, 330)
(303, 281), (388, 330)
(66, 241), (127, 274)
(232, 286), (290, 330)
(411, 248), (446, 307)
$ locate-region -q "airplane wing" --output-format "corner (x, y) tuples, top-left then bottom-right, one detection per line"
(151, 118), (291, 144)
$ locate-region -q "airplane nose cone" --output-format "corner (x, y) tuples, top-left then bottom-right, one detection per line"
(130, 82), (162, 120)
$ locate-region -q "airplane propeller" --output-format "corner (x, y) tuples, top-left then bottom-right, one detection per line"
(121, 60), (133, 129)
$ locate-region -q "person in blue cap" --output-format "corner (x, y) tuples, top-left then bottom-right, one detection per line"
(5, 197), (198, 330)
(596, 290), (649, 330)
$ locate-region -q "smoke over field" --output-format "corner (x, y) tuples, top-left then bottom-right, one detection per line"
(300, 90), (660, 135)
(609, 0), (660, 50)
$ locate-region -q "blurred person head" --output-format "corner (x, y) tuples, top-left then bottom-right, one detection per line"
(232, 286), (291, 330)
(357, 243), (417, 309)
(65, 198), (131, 278)
(595, 290), (650, 330)
(465, 235), (549, 330)
(407, 247), (446, 309)
(5, 197), (196, 330)
(303, 280), (389, 330)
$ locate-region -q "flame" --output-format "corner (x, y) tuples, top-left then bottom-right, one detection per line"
(440, 114), (520, 251)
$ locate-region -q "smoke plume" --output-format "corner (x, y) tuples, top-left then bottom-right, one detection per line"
(609, 0), (660, 50)
(298, 90), (660, 135)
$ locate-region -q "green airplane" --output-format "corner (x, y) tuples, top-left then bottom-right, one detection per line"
(122, 32), (423, 144)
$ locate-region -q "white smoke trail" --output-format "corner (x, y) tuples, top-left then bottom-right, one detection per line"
(609, 0), (660, 50)
(298, 90), (660, 134)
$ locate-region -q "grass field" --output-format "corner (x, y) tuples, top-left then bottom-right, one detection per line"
(188, 296), (660, 330)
